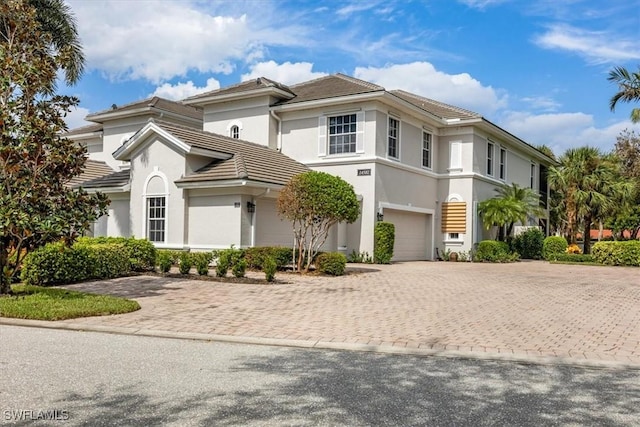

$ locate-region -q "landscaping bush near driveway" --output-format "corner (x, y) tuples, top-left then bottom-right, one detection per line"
(592, 241), (640, 266)
(549, 253), (595, 264)
(543, 236), (569, 260)
(316, 252), (347, 276)
(77, 237), (156, 271)
(374, 222), (395, 264)
(474, 240), (519, 262)
(244, 247), (292, 270)
(512, 228), (544, 259)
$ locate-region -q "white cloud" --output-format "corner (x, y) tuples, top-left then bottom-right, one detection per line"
(499, 111), (640, 153)
(457, 0), (509, 9)
(241, 61), (328, 86)
(150, 78), (220, 101)
(67, 1), (309, 83)
(64, 106), (92, 130)
(520, 96), (561, 112)
(354, 62), (507, 115)
(534, 24), (640, 64)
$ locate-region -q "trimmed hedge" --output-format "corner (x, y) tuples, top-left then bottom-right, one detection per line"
(77, 237), (156, 271)
(549, 253), (595, 263)
(374, 222), (395, 264)
(543, 236), (568, 260)
(21, 241), (130, 286)
(512, 228), (544, 260)
(263, 256), (277, 282)
(592, 241), (640, 266)
(178, 252), (193, 274)
(316, 252), (347, 276)
(474, 240), (519, 262)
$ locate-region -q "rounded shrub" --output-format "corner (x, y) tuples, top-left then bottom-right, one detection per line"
(474, 240), (518, 262)
(193, 252), (212, 276)
(178, 252), (193, 274)
(316, 252), (347, 276)
(156, 251), (173, 273)
(543, 236), (568, 260)
(592, 241), (640, 266)
(512, 228), (545, 259)
(263, 256), (277, 282)
(76, 237), (156, 271)
(232, 259), (247, 278)
(374, 222), (395, 264)
(244, 247), (292, 270)
(85, 243), (129, 279)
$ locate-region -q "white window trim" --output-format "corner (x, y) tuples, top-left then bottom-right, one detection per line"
(530, 162), (537, 189)
(387, 115), (400, 161)
(444, 232), (464, 244)
(421, 130), (432, 170)
(321, 112), (364, 157)
(487, 141), (495, 177)
(226, 120), (243, 138)
(142, 167), (169, 245)
(499, 147), (507, 181)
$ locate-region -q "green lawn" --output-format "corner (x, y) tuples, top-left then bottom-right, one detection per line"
(0, 285), (140, 321)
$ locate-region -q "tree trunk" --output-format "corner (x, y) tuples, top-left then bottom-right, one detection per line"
(583, 215), (592, 255)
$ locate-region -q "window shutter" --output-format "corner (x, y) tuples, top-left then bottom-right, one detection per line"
(318, 116), (327, 157)
(355, 111), (365, 153)
(450, 141), (462, 169)
(441, 202), (467, 233)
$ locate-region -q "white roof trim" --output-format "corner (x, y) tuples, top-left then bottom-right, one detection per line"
(175, 179), (284, 190)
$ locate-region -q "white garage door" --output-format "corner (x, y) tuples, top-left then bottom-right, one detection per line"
(384, 209), (429, 261)
(255, 199), (295, 247)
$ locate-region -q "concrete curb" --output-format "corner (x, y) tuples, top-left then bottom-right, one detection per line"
(2, 317), (639, 371)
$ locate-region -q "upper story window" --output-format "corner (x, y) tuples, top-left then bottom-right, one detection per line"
(499, 148), (506, 180)
(388, 117), (399, 159)
(530, 163), (536, 189)
(230, 125), (240, 139)
(328, 114), (357, 154)
(422, 131), (432, 169)
(487, 141), (494, 176)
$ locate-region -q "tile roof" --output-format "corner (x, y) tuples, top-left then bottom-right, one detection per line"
(389, 90), (481, 120)
(64, 123), (103, 137)
(275, 74), (385, 105)
(184, 77), (295, 102)
(151, 121), (308, 186)
(79, 169), (130, 189)
(68, 159), (115, 187)
(87, 96), (202, 121)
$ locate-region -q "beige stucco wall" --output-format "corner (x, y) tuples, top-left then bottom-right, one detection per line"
(187, 194), (242, 249)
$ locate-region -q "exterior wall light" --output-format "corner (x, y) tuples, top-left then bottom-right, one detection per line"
(247, 201), (256, 213)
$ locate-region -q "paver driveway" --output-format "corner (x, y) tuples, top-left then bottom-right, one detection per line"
(56, 261), (640, 365)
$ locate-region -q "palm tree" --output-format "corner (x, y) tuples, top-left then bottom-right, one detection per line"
(1, 0), (84, 86)
(548, 147), (635, 253)
(478, 198), (523, 241)
(495, 183), (544, 236)
(608, 66), (640, 123)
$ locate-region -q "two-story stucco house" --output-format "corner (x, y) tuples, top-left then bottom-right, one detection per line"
(66, 74), (554, 261)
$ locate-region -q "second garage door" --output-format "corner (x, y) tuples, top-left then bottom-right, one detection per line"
(383, 209), (430, 261)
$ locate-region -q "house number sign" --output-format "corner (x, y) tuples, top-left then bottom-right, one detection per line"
(357, 169), (371, 176)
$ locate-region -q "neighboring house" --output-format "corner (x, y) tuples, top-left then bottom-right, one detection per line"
(66, 74), (555, 260)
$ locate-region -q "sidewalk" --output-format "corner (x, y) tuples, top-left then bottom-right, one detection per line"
(2, 262), (639, 369)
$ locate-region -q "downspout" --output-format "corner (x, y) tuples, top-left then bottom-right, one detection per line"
(270, 110), (282, 152)
(250, 188), (271, 247)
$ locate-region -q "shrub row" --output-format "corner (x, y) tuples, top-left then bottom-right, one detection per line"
(374, 222), (395, 264)
(76, 236), (156, 271)
(21, 241), (130, 286)
(549, 253), (595, 263)
(591, 241), (640, 267)
(542, 236), (568, 260)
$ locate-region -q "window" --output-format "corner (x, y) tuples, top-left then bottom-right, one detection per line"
(422, 131), (432, 169)
(328, 114), (357, 154)
(487, 142), (494, 176)
(499, 148), (506, 180)
(448, 232), (460, 240)
(530, 163), (536, 189)
(388, 117), (399, 159)
(147, 197), (166, 243)
(230, 125), (240, 139)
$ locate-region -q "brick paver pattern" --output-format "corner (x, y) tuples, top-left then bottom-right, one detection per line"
(60, 262), (640, 364)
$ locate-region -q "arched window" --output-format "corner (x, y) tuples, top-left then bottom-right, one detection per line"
(230, 125), (240, 139)
(143, 168), (169, 244)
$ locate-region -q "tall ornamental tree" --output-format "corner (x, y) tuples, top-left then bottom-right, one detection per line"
(0, 0), (108, 294)
(608, 65), (640, 123)
(278, 171), (360, 272)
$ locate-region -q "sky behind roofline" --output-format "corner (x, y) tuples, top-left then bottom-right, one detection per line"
(61, 0), (640, 156)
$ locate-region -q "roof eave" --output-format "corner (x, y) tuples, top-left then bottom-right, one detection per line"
(86, 106), (201, 125)
(477, 119), (558, 165)
(271, 90), (387, 112)
(183, 87), (295, 106)
(175, 179), (285, 190)
(78, 184), (131, 193)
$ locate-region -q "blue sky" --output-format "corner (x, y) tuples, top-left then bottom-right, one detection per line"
(62, 0), (640, 155)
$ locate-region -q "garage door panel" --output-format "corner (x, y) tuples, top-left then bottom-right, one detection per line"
(384, 209), (429, 261)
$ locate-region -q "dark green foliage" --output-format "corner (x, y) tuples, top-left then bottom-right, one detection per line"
(178, 252), (193, 275)
(550, 253), (596, 263)
(263, 256), (277, 282)
(214, 248), (245, 278)
(244, 247), (292, 270)
(156, 251), (172, 273)
(193, 252), (212, 276)
(592, 241), (640, 266)
(512, 228), (545, 259)
(21, 241), (129, 285)
(316, 252), (347, 276)
(347, 250), (373, 263)
(474, 240), (519, 262)
(374, 222), (395, 264)
(77, 237), (156, 271)
(232, 259), (247, 278)
(543, 236), (568, 260)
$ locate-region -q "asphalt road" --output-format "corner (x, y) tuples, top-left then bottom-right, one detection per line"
(1, 325), (639, 427)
